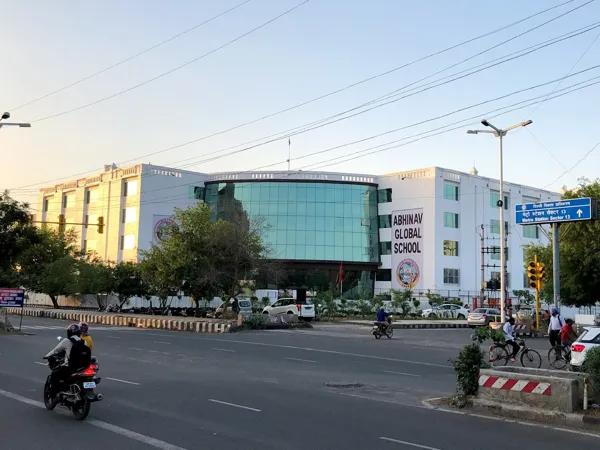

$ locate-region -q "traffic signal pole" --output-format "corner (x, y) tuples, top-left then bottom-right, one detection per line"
(552, 223), (561, 313)
(534, 254), (540, 331)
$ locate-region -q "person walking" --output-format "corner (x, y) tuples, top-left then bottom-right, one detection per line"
(548, 308), (565, 349)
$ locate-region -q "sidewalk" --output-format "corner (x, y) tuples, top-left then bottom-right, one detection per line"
(4, 307), (235, 334)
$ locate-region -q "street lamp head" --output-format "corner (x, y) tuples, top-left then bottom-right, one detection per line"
(18, 123), (31, 128)
(466, 130), (477, 134)
(1, 112), (9, 120)
(522, 120), (533, 127)
(481, 119), (490, 127)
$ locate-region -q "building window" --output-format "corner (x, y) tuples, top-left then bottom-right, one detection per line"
(125, 207), (137, 223)
(377, 269), (392, 282)
(62, 195), (68, 209)
(124, 234), (135, 250)
(444, 212), (459, 228)
(122, 209), (126, 224)
(82, 240), (87, 253)
(43, 198), (49, 212)
(443, 240), (459, 256)
(444, 183), (459, 201)
(490, 246), (509, 261)
(377, 188), (392, 203)
(443, 268), (460, 284)
(378, 214), (392, 228)
(490, 219), (508, 235)
(123, 179), (138, 197)
(85, 215), (89, 229)
(523, 225), (539, 239)
(490, 192), (509, 209)
(193, 186), (205, 200)
(85, 190), (91, 205)
(379, 241), (392, 255)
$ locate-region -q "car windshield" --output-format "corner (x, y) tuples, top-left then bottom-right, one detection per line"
(473, 309), (487, 313)
(577, 328), (600, 343)
(238, 300), (251, 308)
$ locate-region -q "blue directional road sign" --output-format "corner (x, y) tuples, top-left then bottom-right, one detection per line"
(515, 197), (597, 225)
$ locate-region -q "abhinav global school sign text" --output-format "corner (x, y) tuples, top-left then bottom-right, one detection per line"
(391, 208), (424, 290)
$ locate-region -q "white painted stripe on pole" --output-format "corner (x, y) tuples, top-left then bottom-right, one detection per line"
(510, 380), (530, 391)
(491, 377), (509, 389)
(106, 377), (141, 386)
(379, 436), (441, 449)
(284, 357), (317, 363)
(208, 399), (261, 412)
(384, 370), (420, 377)
(0, 389), (187, 450)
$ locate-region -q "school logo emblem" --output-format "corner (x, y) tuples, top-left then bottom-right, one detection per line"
(153, 218), (177, 243)
(395, 258), (420, 289)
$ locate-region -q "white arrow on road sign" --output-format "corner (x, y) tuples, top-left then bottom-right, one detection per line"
(577, 209), (583, 217)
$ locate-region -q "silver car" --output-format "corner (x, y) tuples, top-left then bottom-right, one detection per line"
(468, 308), (501, 327)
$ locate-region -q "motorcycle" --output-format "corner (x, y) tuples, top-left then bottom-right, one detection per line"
(43, 337), (103, 421)
(372, 316), (394, 339)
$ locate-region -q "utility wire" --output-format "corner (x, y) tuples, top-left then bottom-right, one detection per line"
(9, 0), (253, 112)
(30, 0), (313, 123)
(543, 139), (600, 188)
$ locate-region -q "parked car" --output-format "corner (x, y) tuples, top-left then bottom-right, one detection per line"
(570, 326), (600, 370)
(215, 298), (253, 319)
(262, 298), (315, 321)
(467, 308), (502, 327)
(422, 304), (468, 320)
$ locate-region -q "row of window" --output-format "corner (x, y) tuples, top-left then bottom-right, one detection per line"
(444, 183), (523, 210)
(379, 239), (508, 260)
(81, 234), (136, 253)
(43, 179), (139, 212)
(377, 269), (517, 286)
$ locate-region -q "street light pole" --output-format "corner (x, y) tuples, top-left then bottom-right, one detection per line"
(467, 119), (532, 324)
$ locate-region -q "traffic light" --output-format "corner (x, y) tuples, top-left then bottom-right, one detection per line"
(527, 261), (546, 290)
(58, 214), (66, 234)
(97, 216), (104, 234)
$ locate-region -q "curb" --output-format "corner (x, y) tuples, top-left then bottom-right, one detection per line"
(424, 397), (600, 432)
(5, 308), (234, 334)
(339, 321), (469, 329)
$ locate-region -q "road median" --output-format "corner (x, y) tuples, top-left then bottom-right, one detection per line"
(4, 307), (235, 334)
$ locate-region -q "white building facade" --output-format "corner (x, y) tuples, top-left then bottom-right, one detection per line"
(37, 164), (559, 302)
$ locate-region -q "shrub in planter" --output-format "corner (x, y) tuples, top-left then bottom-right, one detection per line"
(449, 343), (487, 408)
(245, 313), (266, 330)
(583, 346), (600, 395)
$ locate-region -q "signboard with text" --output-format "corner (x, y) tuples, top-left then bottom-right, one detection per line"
(515, 197), (597, 225)
(391, 208), (424, 290)
(0, 288), (25, 308)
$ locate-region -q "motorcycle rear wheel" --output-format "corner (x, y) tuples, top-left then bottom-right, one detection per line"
(386, 327), (393, 339)
(43, 379), (57, 411)
(374, 332), (381, 339)
(72, 397), (91, 421)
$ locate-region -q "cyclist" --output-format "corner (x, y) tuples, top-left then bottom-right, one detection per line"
(503, 316), (520, 362)
(560, 318), (578, 348)
(79, 322), (93, 351)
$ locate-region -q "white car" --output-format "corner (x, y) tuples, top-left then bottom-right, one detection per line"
(570, 326), (600, 369)
(262, 298), (315, 321)
(422, 303), (469, 320)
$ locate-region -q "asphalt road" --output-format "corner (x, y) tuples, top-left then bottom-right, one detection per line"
(0, 316), (597, 450)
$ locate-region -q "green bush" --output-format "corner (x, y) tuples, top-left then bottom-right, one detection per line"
(450, 343), (487, 407)
(245, 313), (266, 330)
(583, 346), (600, 394)
(472, 326), (505, 344)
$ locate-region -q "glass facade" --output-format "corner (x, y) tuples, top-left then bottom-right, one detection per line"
(204, 181), (379, 264)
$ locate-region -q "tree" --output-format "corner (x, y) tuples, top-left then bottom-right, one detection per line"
(77, 254), (113, 309)
(111, 261), (145, 310)
(391, 289), (413, 316)
(19, 227), (78, 309)
(512, 289), (535, 307)
(523, 178), (600, 309)
(0, 191), (39, 287)
(139, 246), (182, 312)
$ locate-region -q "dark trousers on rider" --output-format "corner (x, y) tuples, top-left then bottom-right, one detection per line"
(49, 366), (71, 396)
(506, 340), (520, 357)
(549, 330), (561, 347)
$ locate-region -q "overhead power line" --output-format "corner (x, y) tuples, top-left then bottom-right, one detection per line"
(30, 0), (313, 123)
(10, 0), (586, 191)
(9, 0), (253, 112)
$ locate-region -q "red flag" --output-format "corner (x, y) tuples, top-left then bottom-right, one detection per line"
(336, 262), (343, 285)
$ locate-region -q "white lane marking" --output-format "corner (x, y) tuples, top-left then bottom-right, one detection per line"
(211, 348), (235, 353)
(106, 377), (141, 386)
(0, 389), (187, 450)
(208, 399), (261, 412)
(34, 362), (47, 366)
(380, 437), (441, 450)
(384, 370), (420, 377)
(106, 336), (122, 340)
(284, 357), (317, 363)
(129, 347), (145, 351)
(154, 341), (171, 345)
(148, 350), (171, 355)
(205, 338), (450, 368)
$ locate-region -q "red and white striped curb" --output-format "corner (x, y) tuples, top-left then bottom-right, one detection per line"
(514, 325), (529, 330)
(478, 374), (551, 396)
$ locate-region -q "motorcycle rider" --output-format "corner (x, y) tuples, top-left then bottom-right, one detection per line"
(43, 323), (84, 398)
(79, 322), (93, 351)
(376, 306), (390, 333)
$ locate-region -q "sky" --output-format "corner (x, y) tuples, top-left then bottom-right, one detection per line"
(2, 0), (600, 205)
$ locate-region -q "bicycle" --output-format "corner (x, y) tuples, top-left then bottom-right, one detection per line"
(488, 338), (542, 368)
(547, 343), (571, 370)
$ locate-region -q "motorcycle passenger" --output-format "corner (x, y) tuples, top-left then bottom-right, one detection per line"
(376, 307), (389, 332)
(80, 322), (93, 351)
(43, 323), (86, 397)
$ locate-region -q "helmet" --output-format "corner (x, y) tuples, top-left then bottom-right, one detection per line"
(552, 308), (559, 315)
(79, 322), (89, 335)
(67, 323), (81, 338)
